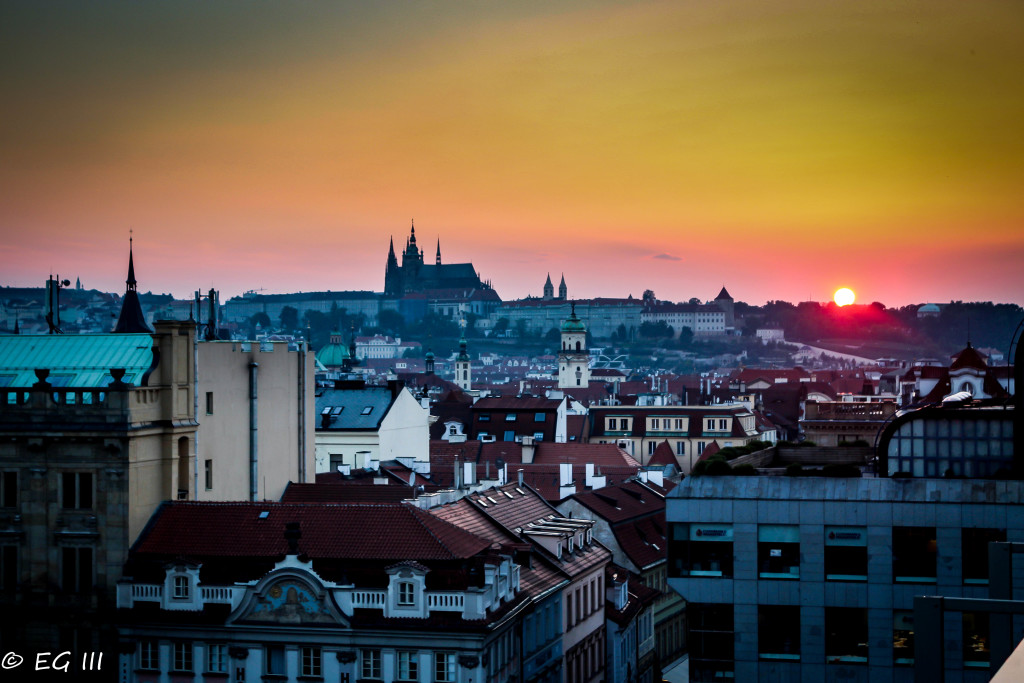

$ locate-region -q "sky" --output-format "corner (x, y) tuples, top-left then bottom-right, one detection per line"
(2, 1), (1023, 307)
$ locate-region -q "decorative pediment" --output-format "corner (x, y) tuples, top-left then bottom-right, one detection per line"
(229, 567), (347, 627)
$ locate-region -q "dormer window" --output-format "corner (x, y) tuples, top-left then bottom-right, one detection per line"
(172, 575), (190, 599)
(398, 581), (415, 606)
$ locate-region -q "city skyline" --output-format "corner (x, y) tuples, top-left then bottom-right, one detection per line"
(2, 1), (1023, 306)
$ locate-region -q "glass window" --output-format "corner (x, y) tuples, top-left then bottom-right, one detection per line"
(668, 523), (733, 578)
(61, 472), (93, 509)
(172, 575), (189, 599)
(479, 413), (491, 422)
(265, 645), (285, 675)
(204, 459), (213, 490)
(893, 527), (937, 583)
(435, 651), (455, 682)
(689, 604), (734, 679)
(758, 606), (800, 660)
(139, 640), (159, 670)
(172, 642), (193, 672)
(758, 525), (800, 579)
(503, 430), (515, 442)
(825, 526), (867, 581)
(962, 528), (1006, 584)
(397, 651), (419, 680)
(893, 611), (914, 666)
(361, 649), (381, 679)
(205, 391), (214, 414)
(61, 546), (92, 593)
(826, 608), (868, 663)
(676, 441), (685, 456)
(0, 471), (16, 507)
(398, 581), (415, 606)
(505, 413), (517, 422)
(207, 644), (227, 673)
(301, 647), (322, 677)
(963, 612), (991, 668)
(535, 412), (545, 422)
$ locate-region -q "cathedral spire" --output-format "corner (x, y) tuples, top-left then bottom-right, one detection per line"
(558, 273), (567, 300)
(436, 238), (441, 265)
(543, 273), (554, 301)
(126, 233), (137, 292)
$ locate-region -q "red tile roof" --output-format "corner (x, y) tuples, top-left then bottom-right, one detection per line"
(281, 483), (416, 503)
(569, 481), (665, 524)
(132, 501), (490, 561)
(647, 440), (677, 467)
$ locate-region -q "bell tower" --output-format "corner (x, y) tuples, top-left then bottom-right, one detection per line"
(558, 303), (589, 389)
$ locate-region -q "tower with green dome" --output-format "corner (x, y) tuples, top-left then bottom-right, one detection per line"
(455, 326), (471, 391)
(317, 331), (352, 372)
(558, 302), (589, 389)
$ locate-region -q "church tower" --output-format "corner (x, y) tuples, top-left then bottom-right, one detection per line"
(543, 273), (554, 301)
(114, 235), (153, 333)
(558, 274), (567, 300)
(384, 236), (402, 296)
(558, 303), (590, 389)
(436, 239), (442, 266)
(455, 332), (471, 391)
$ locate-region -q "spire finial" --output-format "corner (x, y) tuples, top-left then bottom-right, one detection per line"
(126, 231), (137, 291)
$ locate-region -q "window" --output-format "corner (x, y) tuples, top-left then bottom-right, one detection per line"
(567, 591), (574, 628)
(301, 647), (322, 677)
(361, 649), (381, 679)
(265, 645), (285, 675)
(172, 642), (193, 672)
(204, 459), (213, 490)
(361, 406), (373, 415)
(648, 441), (657, 456)
(962, 528), (1006, 584)
(139, 640), (159, 670)
(479, 413), (491, 422)
(825, 526), (867, 581)
(535, 412), (545, 422)
(172, 575), (190, 599)
(893, 527), (937, 583)
(61, 472), (93, 509)
(434, 651), (455, 682)
(718, 419), (728, 430)
(61, 546), (92, 592)
(826, 608), (868, 663)
(207, 644), (227, 674)
(397, 651), (418, 680)
(669, 523), (733, 578)
(697, 442), (706, 455)
(893, 611), (914, 665)
(651, 418), (660, 430)
(758, 525), (800, 578)
(205, 391), (214, 414)
(0, 471), (16, 507)
(676, 441), (685, 456)
(689, 604), (734, 679)
(503, 430), (515, 442)
(758, 606), (800, 660)
(963, 612), (990, 668)
(505, 413), (517, 422)
(398, 581), (415, 606)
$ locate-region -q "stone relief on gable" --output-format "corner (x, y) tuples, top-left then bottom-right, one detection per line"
(241, 579), (339, 624)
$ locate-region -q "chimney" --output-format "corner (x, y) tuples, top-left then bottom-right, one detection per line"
(522, 435), (535, 464)
(560, 463), (572, 487)
(454, 457), (462, 490)
(517, 468), (524, 487)
(388, 379), (405, 400)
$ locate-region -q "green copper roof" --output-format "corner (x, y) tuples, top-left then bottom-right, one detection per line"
(317, 341), (351, 367)
(561, 306), (586, 334)
(0, 333), (154, 387)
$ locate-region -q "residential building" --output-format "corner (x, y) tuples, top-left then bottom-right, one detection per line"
(314, 379), (429, 473)
(800, 400), (898, 447)
(559, 481), (687, 669)
(588, 404), (762, 472)
(470, 396), (568, 444)
(116, 501), (527, 683)
(0, 320), (197, 654)
(605, 565), (659, 683)
(195, 339), (315, 502)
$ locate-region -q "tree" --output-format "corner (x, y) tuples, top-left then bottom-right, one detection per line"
(250, 312), (271, 330)
(493, 317), (510, 336)
(377, 309), (405, 335)
(279, 306), (299, 332)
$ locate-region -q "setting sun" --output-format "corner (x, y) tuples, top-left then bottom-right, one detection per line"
(834, 288), (856, 306)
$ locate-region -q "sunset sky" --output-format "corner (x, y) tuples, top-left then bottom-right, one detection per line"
(2, 1), (1022, 307)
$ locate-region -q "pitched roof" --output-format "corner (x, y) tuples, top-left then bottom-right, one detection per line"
(950, 344), (988, 371)
(569, 481), (665, 524)
(132, 501), (490, 561)
(648, 440), (678, 467)
(315, 386), (396, 430)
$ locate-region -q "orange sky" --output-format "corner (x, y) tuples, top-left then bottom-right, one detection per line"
(2, 1), (1022, 306)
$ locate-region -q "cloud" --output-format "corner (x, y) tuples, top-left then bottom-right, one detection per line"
(651, 253), (682, 261)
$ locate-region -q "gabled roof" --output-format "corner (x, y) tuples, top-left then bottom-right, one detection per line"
(647, 440), (677, 467)
(315, 386), (397, 430)
(950, 343), (988, 371)
(132, 501), (490, 561)
(569, 481), (665, 524)
(613, 516), (666, 570)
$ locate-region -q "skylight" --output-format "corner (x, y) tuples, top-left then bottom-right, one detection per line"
(332, 406), (343, 415)
(258, 511), (270, 519)
(361, 406), (373, 415)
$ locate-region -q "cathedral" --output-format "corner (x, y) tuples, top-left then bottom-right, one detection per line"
(384, 222), (489, 296)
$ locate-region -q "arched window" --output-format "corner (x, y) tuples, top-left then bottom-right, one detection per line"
(575, 341), (581, 351)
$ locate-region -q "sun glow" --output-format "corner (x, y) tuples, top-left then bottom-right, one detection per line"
(834, 288), (856, 306)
